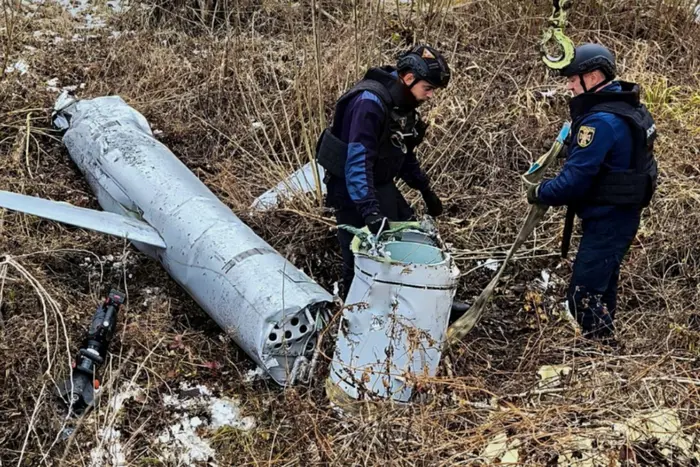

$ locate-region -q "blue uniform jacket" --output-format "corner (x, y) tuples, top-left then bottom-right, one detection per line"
(538, 82), (638, 219)
(330, 74), (430, 219)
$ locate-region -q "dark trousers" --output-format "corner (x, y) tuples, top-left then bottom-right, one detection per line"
(567, 210), (641, 337)
(333, 182), (415, 298)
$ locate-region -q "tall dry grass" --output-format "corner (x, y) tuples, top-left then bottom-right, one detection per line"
(0, 0), (699, 464)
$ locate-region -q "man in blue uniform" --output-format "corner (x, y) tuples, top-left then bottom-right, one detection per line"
(527, 43), (658, 339)
(316, 45), (467, 316)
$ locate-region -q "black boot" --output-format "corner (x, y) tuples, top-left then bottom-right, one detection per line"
(449, 300), (470, 324)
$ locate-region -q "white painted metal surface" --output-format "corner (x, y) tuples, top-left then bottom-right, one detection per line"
(0, 190), (166, 248)
(250, 161), (326, 211)
(2, 92), (334, 385)
(327, 223), (459, 402)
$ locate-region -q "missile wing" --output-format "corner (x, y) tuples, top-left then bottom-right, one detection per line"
(0, 92), (334, 385)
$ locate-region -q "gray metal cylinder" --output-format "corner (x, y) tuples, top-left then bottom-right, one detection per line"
(54, 94), (334, 385)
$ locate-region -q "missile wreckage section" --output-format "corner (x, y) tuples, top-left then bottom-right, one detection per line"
(51, 93), (334, 385)
(1, 92), (460, 400)
(326, 221), (459, 404)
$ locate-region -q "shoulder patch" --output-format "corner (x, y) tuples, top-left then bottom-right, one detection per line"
(577, 125), (596, 148)
(359, 90), (382, 106)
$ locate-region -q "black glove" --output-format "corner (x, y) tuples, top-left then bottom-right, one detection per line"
(526, 183), (541, 205)
(365, 214), (388, 235)
(421, 189), (443, 217)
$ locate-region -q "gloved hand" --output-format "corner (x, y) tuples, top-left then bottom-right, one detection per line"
(421, 188), (443, 217)
(526, 183), (541, 205)
(365, 213), (389, 235)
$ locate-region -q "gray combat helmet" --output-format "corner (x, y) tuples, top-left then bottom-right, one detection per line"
(560, 43), (616, 81)
(396, 45), (451, 88)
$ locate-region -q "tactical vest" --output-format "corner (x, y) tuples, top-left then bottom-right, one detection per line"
(315, 76), (424, 185)
(570, 85), (658, 207)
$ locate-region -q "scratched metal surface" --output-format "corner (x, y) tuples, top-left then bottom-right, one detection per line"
(55, 94), (334, 385)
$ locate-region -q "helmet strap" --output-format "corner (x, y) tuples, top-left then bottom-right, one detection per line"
(400, 71), (420, 89)
(579, 72), (612, 94)
(587, 78), (612, 93)
(578, 74), (588, 93)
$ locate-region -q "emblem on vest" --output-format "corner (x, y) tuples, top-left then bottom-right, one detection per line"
(646, 123), (656, 139)
(577, 125), (596, 148)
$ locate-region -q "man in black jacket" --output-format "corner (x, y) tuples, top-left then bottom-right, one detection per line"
(316, 45), (467, 318)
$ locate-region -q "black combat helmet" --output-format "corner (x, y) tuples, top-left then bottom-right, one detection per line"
(396, 45), (451, 88)
(561, 43), (617, 81)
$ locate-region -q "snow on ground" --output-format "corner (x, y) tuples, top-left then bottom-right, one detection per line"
(12, 0), (134, 83)
(87, 382), (255, 466)
(5, 61), (29, 75)
(157, 383), (256, 465)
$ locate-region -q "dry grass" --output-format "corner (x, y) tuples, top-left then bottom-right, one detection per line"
(1, 0), (699, 465)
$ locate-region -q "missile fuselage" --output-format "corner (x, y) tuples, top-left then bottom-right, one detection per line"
(54, 95), (333, 385)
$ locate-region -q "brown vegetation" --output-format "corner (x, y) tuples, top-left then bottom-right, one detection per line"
(1, 0), (699, 464)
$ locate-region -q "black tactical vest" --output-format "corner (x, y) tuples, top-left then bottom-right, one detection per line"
(315, 67), (424, 185)
(569, 81), (658, 207)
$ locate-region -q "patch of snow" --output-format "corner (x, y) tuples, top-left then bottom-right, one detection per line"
(5, 61), (29, 75)
(46, 77), (60, 92)
(535, 269), (551, 291)
(478, 258), (500, 272)
(107, 0), (129, 12)
(157, 383), (255, 465)
(695, 4), (700, 23)
(89, 428), (128, 467)
(82, 13), (107, 29)
(108, 382), (145, 413)
(71, 34), (98, 41)
(537, 89), (557, 99)
(210, 399), (255, 430)
(64, 83), (86, 92)
(21, 0), (40, 13)
(159, 418), (216, 464)
(56, 0), (91, 17)
(244, 366), (268, 382)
